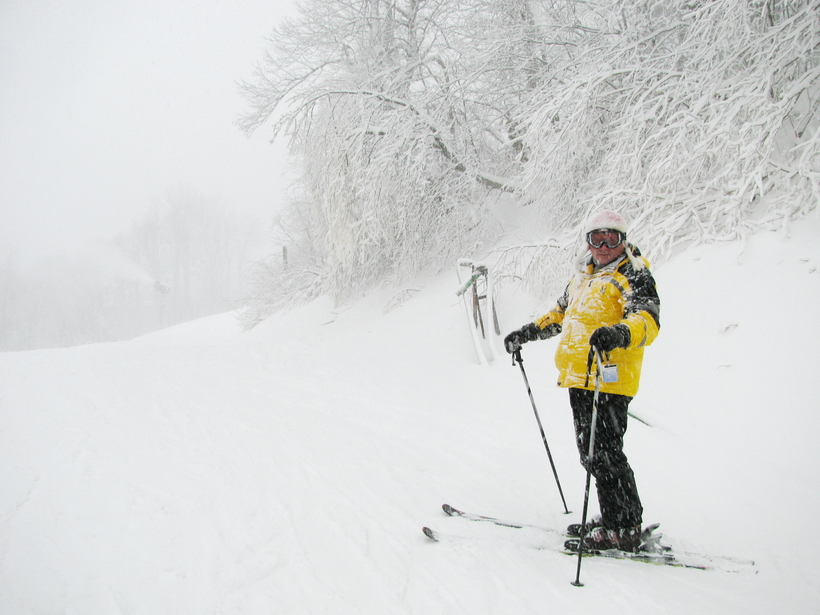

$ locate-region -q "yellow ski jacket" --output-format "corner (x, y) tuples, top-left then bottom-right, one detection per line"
(534, 247), (660, 397)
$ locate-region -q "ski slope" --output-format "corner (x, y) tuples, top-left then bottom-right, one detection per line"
(2, 217), (819, 614)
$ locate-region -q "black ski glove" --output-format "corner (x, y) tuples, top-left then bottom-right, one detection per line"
(589, 324), (631, 353)
(504, 322), (561, 354)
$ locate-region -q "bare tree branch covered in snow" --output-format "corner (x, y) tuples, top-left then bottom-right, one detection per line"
(238, 0), (543, 318)
(240, 195), (327, 327)
(519, 0), (820, 273)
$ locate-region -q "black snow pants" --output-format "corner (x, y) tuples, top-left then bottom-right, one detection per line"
(569, 387), (643, 530)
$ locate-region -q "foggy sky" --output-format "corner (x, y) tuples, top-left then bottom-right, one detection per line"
(0, 0), (295, 263)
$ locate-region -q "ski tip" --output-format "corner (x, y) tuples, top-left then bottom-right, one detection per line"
(422, 526), (439, 541)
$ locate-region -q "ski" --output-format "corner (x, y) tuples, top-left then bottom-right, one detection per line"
(562, 538), (707, 569)
(441, 503), (559, 534)
(564, 532), (755, 571)
(441, 504), (663, 546)
(441, 504), (661, 544)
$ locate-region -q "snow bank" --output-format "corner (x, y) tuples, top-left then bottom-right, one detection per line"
(1, 217), (819, 614)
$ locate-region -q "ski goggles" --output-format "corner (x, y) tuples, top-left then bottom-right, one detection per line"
(586, 229), (625, 249)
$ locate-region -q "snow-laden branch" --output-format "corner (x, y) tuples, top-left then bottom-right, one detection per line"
(237, 0), (541, 313)
(516, 0), (820, 277)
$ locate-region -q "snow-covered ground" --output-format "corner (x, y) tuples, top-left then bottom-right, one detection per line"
(2, 216), (819, 614)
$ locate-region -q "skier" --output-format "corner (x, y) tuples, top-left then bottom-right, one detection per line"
(503, 211), (660, 553)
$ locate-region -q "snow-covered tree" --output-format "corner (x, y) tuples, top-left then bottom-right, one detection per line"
(520, 0), (820, 261)
(238, 0), (539, 308)
(240, 0), (819, 313)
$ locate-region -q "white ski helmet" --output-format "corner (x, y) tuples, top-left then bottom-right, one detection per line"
(584, 210), (628, 235)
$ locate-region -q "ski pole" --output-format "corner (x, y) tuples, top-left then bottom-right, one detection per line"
(572, 346), (603, 587)
(512, 348), (571, 515)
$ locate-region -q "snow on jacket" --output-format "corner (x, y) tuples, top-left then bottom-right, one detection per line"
(534, 245), (660, 397)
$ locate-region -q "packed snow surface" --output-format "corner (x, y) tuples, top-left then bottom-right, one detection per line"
(2, 217), (819, 614)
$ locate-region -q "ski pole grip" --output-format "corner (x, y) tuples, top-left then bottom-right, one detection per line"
(455, 271), (482, 296)
(584, 346), (596, 387)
